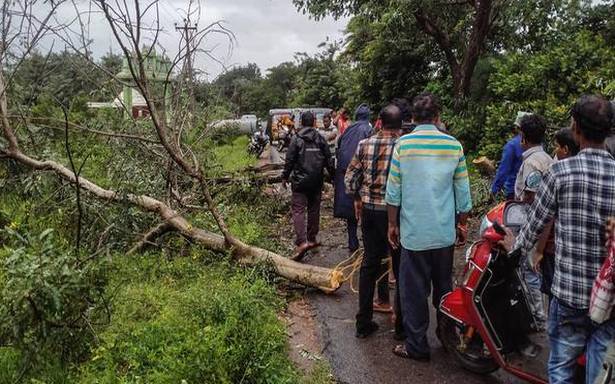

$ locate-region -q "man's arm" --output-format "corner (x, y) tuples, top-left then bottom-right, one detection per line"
(344, 144), (364, 197)
(454, 147), (472, 245)
(387, 204), (400, 249)
(492, 142), (513, 195)
(501, 169), (558, 254)
(532, 219), (554, 271)
(454, 148), (473, 214)
(385, 143), (402, 249)
(282, 136), (299, 181)
(345, 143), (364, 222)
(321, 137), (336, 180)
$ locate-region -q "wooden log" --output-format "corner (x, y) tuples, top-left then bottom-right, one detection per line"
(1, 148), (341, 293)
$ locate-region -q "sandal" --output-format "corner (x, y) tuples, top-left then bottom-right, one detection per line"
(392, 344), (430, 362)
(373, 301), (393, 313)
(292, 243), (311, 261)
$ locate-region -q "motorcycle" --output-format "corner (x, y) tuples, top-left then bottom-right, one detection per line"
(438, 201), (614, 384)
(247, 129), (269, 158)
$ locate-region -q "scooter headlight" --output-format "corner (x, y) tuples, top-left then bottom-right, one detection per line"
(479, 215), (492, 238)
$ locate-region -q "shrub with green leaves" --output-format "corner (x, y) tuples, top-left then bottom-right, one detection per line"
(78, 256), (297, 384)
(0, 228), (107, 368)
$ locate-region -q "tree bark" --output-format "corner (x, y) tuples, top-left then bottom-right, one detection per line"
(0, 146), (342, 293)
(414, 1), (494, 101)
(459, 0), (493, 97)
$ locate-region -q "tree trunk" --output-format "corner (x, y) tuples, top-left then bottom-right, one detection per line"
(414, 1), (494, 105)
(459, 0), (493, 98)
(1, 147), (342, 293)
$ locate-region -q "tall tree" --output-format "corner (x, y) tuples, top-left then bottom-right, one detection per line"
(293, 0), (590, 102)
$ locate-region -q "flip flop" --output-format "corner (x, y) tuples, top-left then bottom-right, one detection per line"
(291, 243), (311, 261)
(392, 344), (430, 362)
(373, 301), (393, 313)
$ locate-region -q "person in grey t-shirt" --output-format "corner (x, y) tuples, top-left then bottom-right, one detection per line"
(515, 114), (554, 334)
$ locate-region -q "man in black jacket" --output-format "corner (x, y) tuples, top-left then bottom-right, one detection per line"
(283, 111), (335, 260)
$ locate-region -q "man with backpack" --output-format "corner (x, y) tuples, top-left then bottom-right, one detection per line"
(283, 111), (335, 261)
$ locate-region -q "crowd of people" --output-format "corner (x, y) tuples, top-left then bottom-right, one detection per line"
(281, 92), (615, 383)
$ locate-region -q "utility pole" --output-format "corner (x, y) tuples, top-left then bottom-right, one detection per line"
(175, 18), (197, 126)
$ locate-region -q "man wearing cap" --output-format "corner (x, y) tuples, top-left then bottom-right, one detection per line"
(491, 112), (530, 200)
(334, 104), (374, 254)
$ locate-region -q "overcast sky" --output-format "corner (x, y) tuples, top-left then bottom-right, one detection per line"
(51, 0), (348, 81)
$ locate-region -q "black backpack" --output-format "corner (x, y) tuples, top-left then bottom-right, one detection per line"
(292, 135), (326, 193)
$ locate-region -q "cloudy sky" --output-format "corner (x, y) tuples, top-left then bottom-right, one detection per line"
(50, 0), (348, 80)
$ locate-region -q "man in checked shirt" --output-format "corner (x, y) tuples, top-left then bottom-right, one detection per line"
(345, 104), (403, 338)
(500, 95), (615, 384)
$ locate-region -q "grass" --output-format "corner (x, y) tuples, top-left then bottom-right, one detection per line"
(300, 362), (336, 384)
(0, 133), (333, 384)
(211, 135), (256, 174)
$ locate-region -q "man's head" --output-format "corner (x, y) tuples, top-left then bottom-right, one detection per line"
(411, 92), (440, 124)
(570, 95), (614, 145)
(392, 98), (412, 123)
(301, 111), (315, 128)
(553, 127), (579, 160)
(513, 111), (532, 133)
(355, 103), (371, 121)
(380, 104), (402, 130)
(323, 113), (331, 128)
(518, 114), (547, 150)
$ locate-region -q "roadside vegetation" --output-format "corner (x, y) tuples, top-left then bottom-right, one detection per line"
(1, 0), (614, 383)
(0, 144), (328, 383)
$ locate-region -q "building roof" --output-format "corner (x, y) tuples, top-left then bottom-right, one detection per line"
(87, 88), (147, 109)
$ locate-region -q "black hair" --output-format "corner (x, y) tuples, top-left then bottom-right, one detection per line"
(392, 98), (412, 122)
(412, 92), (440, 122)
(301, 111), (315, 127)
(380, 104), (402, 130)
(571, 95), (614, 143)
(553, 127), (579, 156)
(519, 114), (547, 145)
(323, 113), (331, 120)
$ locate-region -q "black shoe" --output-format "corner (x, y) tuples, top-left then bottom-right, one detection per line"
(408, 352), (431, 362)
(393, 331), (406, 341)
(355, 321), (379, 338)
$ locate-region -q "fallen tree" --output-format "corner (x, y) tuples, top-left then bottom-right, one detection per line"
(0, 1), (342, 293)
(0, 120), (342, 293)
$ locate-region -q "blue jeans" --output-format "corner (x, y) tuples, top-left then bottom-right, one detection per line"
(522, 255), (546, 329)
(399, 246), (454, 356)
(548, 297), (615, 384)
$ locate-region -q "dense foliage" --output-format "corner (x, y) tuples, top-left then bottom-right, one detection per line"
(1, 1), (615, 382)
(0, 147), (311, 383)
(202, 1), (615, 162)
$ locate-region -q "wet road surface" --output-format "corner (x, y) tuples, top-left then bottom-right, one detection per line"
(303, 200), (530, 384)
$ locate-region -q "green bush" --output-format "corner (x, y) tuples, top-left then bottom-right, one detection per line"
(78, 256), (297, 384)
(479, 31), (615, 160)
(0, 228), (107, 369)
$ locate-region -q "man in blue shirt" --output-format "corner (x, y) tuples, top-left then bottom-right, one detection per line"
(491, 112), (529, 200)
(386, 93), (472, 362)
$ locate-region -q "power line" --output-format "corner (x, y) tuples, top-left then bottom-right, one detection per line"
(175, 18), (197, 123)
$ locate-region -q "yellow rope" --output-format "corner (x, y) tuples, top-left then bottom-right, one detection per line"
(330, 248), (392, 294)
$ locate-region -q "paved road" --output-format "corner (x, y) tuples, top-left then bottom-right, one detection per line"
(304, 201), (528, 384)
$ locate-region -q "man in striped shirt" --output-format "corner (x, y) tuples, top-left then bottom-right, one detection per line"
(386, 92), (472, 361)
